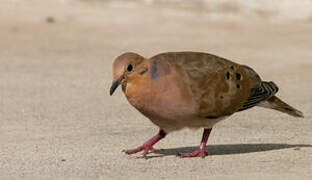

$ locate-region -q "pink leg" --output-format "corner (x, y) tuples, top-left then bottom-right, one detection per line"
(178, 128), (212, 158)
(123, 129), (166, 157)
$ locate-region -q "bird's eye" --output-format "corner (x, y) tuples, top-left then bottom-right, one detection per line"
(127, 64), (133, 71)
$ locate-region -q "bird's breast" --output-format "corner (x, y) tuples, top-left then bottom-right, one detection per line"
(124, 72), (196, 121)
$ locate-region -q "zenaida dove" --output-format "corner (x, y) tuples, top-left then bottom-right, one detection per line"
(110, 52), (304, 158)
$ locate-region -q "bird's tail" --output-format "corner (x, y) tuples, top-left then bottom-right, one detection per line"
(257, 96), (304, 118)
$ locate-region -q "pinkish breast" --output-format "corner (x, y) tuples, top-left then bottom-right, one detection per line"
(125, 71), (197, 122)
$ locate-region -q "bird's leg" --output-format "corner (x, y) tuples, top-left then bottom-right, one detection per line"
(123, 129), (166, 157)
(178, 128), (212, 158)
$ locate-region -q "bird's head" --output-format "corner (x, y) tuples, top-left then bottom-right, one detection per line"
(110, 52), (148, 96)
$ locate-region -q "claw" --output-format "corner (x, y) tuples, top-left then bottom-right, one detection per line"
(122, 149), (130, 154)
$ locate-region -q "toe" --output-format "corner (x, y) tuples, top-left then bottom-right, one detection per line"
(177, 150), (209, 158)
(150, 148), (163, 153)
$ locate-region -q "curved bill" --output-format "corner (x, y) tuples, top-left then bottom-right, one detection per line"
(109, 76), (124, 96)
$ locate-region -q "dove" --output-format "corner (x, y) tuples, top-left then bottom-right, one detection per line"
(109, 51), (304, 158)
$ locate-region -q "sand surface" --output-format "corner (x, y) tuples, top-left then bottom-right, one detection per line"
(0, 1), (311, 179)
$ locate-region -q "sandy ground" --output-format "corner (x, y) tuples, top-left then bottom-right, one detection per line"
(0, 1), (312, 179)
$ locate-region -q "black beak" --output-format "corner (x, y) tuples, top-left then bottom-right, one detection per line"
(110, 76), (123, 96)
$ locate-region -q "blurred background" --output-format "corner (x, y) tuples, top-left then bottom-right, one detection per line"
(1, 0), (312, 179)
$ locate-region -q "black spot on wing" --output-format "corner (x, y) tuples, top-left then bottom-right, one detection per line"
(226, 72), (230, 80)
(238, 81), (279, 111)
(235, 73), (241, 80)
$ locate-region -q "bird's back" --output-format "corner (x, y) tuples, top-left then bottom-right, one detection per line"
(150, 52), (264, 118)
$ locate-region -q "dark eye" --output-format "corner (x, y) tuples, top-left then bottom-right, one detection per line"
(127, 64), (133, 71)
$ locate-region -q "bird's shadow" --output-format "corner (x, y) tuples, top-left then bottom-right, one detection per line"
(141, 143), (312, 159)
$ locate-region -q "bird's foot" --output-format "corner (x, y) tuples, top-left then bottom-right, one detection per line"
(177, 148), (209, 158)
(123, 145), (163, 158)
(122, 129), (166, 158)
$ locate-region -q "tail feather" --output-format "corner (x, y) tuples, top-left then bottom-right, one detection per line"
(238, 81), (279, 111)
(257, 96), (304, 118)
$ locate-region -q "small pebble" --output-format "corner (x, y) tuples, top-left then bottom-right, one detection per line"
(46, 16), (55, 23)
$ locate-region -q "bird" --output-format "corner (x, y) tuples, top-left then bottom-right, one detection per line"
(109, 51), (304, 158)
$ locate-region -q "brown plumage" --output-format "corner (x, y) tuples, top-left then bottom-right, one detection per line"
(110, 51), (304, 158)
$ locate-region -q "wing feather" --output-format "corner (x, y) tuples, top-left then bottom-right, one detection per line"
(238, 81), (278, 111)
